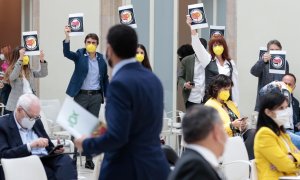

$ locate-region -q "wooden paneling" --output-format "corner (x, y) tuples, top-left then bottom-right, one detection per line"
(0, 0), (21, 48)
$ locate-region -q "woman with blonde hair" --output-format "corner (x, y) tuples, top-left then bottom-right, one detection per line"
(4, 46), (48, 113)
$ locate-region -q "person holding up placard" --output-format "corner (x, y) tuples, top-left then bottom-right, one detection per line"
(3, 46), (47, 113)
(178, 18), (209, 109)
(251, 40), (289, 111)
(63, 26), (109, 169)
(186, 16), (239, 105)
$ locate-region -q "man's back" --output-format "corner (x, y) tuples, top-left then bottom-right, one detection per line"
(98, 62), (170, 180)
(168, 148), (221, 180)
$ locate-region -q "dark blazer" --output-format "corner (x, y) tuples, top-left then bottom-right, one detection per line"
(0, 113), (54, 159)
(177, 54), (195, 103)
(82, 62), (170, 180)
(292, 95), (300, 131)
(63, 40), (109, 102)
(250, 59), (289, 111)
(168, 148), (221, 180)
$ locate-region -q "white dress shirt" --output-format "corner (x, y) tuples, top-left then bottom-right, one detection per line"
(185, 144), (219, 168)
(189, 34), (210, 103)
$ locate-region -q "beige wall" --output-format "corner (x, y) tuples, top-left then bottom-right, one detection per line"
(39, 0), (100, 101)
(237, 0), (300, 116)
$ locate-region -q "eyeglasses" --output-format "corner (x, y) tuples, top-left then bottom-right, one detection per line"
(22, 107), (41, 121)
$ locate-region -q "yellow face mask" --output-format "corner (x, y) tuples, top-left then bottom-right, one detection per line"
(23, 55), (30, 65)
(86, 44), (97, 53)
(213, 45), (224, 56)
(286, 85), (293, 94)
(136, 54), (144, 62)
(218, 90), (230, 101)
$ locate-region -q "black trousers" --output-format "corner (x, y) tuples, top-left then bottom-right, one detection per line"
(40, 154), (77, 180)
(73, 92), (103, 161)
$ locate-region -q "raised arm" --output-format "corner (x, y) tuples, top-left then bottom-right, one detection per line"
(250, 52), (271, 77)
(33, 50), (48, 78)
(186, 15), (211, 67)
(63, 26), (79, 61)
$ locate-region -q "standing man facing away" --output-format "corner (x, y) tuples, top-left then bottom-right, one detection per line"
(75, 24), (170, 180)
(168, 105), (227, 180)
(63, 26), (109, 169)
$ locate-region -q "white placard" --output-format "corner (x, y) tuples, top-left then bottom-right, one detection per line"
(56, 96), (100, 138)
(68, 13), (84, 36)
(210, 25), (225, 37)
(269, 50), (287, 74)
(118, 5), (137, 28)
(22, 31), (40, 56)
(188, 3), (208, 30)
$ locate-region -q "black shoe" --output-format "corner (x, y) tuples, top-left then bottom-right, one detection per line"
(85, 160), (95, 170)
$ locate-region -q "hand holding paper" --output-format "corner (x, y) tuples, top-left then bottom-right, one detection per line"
(64, 25), (71, 39)
(56, 96), (106, 139)
(19, 48), (25, 60)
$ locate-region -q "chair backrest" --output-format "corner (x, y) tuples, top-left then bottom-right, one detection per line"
(1, 155), (47, 180)
(222, 136), (250, 180)
(250, 159), (258, 180)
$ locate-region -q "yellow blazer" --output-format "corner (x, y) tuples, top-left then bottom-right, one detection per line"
(254, 127), (300, 180)
(205, 98), (240, 137)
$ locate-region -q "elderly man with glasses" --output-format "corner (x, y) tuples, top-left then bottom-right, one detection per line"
(0, 93), (77, 180)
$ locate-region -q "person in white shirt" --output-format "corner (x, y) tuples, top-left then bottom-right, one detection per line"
(177, 18), (210, 109)
(186, 16), (239, 105)
(168, 105), (227, 180)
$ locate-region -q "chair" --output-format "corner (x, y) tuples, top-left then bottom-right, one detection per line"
(1, 155), (47, 180)
(161, 144), (179, 168)
(221, 136), (251, 180)
(250, 160), (258, 180)
(161, 110), (184, 154)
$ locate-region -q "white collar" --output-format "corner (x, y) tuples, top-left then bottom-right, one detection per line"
(186, 144), (219, 168)
(112, 58), (136, 77)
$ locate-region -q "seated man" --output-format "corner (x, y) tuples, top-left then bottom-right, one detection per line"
(0, 94), (77, 180)
(168, 105), (227, 180)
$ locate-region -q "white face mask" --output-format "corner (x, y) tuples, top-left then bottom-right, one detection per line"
(273, 109), (290, 127)
(20, 117), (36, 129)
(0, 54), (5, 61)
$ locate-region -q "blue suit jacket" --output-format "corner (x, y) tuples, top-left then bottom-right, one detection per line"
(0, 113), (54, 159)
(63, 41), (109, 101)
(82, 62), (170, 180)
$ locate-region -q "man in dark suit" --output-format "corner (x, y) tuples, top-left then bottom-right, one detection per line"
(168, 105), (227, 180)
(75, 24), (170, 180)
(0, 94), (77, 180)
(63, 26), (109, 169)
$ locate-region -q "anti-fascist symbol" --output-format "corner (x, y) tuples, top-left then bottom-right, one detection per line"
(68, 111), (79, 128)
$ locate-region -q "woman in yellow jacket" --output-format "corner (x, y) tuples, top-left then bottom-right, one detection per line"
(205, 74), (255, 159)
(255, 92), (300, 180)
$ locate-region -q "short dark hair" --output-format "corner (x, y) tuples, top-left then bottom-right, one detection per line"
(177, 44), (194, 61)
(207, 74), (233, 99)
(267, 39), (282, 50)
(283, 73), (297, 84)
(183, 105), (221, 143)
(107, 24), (138, 59)
(257, 92), (287, 136)
(84, 33), (99, 45)
(199, 38), (207, 49)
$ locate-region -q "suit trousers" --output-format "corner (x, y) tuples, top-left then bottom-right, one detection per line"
(73, 92), (102, 161)
(40, 154), (77, 180)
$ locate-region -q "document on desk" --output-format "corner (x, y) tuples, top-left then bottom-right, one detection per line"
(56, 96), (106, 138)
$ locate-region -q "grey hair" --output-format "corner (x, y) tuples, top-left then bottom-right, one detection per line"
(16, 93), (40, 111)
(182, 105), (222, 143)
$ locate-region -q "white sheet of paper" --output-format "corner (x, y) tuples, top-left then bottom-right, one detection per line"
(69, 13), (84, 36)
(188, 3), (208, 30)
(118, 5), (137, 28)
(22, 31), (40, 56)
(269, 50), (286, 74)
(56, 96), (99, 138)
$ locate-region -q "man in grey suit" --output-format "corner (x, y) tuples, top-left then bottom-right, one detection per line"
(168, 105), (227, 180)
